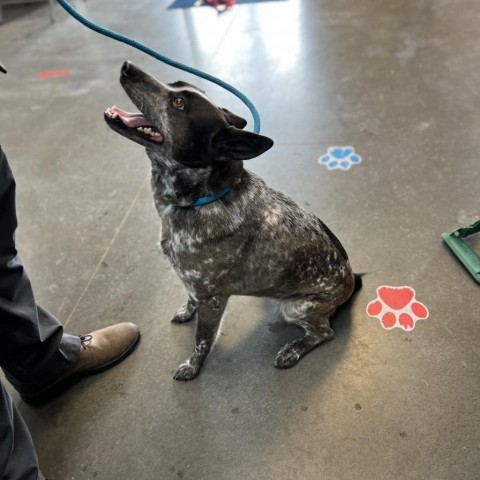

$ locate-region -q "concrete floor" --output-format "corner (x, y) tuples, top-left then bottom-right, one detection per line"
(1, 0), (479, 478)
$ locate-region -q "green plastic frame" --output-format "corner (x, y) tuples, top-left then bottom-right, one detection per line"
(442, 219), (480, 284)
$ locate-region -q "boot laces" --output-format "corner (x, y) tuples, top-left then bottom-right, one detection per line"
(79, 334), (93, 350)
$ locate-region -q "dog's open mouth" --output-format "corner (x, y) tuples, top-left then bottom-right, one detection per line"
(104, 106), (163, 144)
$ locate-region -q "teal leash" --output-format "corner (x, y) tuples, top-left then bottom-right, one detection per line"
(55, 0), (261, 134)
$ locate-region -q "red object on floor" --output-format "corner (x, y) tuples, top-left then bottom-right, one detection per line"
(366, 285), (429, 331)
(38, 70), (71, 79)
(203, 0), (236, 12)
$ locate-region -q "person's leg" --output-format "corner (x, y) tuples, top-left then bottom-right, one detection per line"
(0, 145), (81, 397)
(0, 379), (45, 480)
(0, 146), (140, 404)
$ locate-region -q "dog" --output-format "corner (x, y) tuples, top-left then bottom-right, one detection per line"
(105, 61), (361, 381)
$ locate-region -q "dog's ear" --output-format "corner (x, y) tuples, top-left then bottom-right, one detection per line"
(220, 108), (248, 130)
(212, 127), (274, 162)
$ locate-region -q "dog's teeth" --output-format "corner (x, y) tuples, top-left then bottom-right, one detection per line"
(135, 126), (161, 137)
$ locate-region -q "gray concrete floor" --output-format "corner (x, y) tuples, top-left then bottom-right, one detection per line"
(1, 0), (479, 479)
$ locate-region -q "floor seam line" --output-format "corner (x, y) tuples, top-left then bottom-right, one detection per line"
(63, 173), (150, 329)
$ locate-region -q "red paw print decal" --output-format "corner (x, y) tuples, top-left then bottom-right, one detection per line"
(367, 286), (429, 331)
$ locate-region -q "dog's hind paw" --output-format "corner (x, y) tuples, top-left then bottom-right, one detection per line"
(173, 360), (201, 381)
(171, 304), (196, 324)
(274, 333), (330, 368)
(274, 342), (302, 369)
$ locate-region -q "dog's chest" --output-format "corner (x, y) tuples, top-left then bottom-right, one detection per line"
(160, 226), (199, 262)
(160, 220), (243, 291)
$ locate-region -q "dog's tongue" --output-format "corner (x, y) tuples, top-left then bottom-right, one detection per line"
(111, 106), (156, 128)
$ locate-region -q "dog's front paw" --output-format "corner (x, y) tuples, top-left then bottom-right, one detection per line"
(274, 341), (302, 369)
(173, 360), (201, 381)
(171, 304), (196, 324)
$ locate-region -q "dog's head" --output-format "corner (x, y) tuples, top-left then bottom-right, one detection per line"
(105, 62), (273, 168)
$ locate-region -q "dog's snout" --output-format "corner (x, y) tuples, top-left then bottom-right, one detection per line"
(121, 61), (134, 77)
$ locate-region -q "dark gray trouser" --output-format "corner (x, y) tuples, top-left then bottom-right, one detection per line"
(0, 382), (45, 480)
(0, 145), (81, 479)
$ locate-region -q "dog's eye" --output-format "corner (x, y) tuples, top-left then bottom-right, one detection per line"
(173, 97), (185, 110)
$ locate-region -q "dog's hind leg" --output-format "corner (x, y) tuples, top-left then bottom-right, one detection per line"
(274, 298), (335, 369)
(171, 295), (198, 324)
(174, 295), (229, 381)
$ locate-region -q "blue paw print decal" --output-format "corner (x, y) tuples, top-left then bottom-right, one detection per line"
(318, 146), (362, 171)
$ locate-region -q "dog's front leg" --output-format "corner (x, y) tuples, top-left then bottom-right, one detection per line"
(173, 295), (229, 382)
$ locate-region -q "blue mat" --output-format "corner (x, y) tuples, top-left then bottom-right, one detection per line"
(169, 0), (284, 9)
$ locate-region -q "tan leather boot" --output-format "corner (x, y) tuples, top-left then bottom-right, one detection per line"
(21, 323), (140, 404)
(71, 323), (140, 374)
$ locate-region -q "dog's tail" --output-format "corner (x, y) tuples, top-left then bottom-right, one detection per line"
(353, 273), (364, 293)
(339, 272), (364, 309)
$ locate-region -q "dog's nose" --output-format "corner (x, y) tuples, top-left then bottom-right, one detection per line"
(121, 61), (134, 77)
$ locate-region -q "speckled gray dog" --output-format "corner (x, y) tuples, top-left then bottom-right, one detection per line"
(105, 62), (361, 381)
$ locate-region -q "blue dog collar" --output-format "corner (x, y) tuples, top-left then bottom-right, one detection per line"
(184, 178), (241, 209)
(187, 185), (233, 208)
